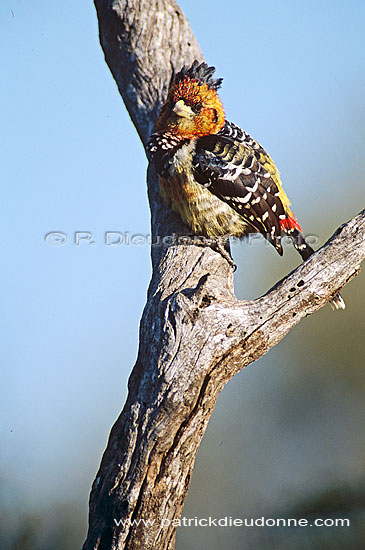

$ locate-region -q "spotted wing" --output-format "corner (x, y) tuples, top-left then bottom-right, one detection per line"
(146, 132), (189, 177)
(218, 120), (282, 185)
(193, 133), (288, 254)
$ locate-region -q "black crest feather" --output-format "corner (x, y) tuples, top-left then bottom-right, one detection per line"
(174, 60), (223, 90)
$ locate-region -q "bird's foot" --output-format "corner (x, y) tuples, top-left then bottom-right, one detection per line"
(210, 241), (237, 271)
(190, 237), (236, 271)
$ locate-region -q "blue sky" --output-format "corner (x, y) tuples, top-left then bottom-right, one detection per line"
(1, 0), (364, 541)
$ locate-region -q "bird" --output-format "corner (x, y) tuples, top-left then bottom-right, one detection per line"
(146, 60), (345, 310)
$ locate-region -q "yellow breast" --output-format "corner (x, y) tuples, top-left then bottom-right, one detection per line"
(160, 172), (249, 238)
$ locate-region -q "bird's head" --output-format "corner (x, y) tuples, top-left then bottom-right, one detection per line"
(154, 60), (225, 139)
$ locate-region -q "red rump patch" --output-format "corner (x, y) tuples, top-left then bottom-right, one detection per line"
(280, 215), (302, 233)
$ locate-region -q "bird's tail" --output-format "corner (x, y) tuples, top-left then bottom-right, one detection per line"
(289, 229), (345, 310)
(328, 293), (346, 311)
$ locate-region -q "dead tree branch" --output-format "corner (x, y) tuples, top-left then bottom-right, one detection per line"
(83, 1), (365, 548)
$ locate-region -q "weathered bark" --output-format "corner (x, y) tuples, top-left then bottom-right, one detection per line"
(83, 1), (365, 549)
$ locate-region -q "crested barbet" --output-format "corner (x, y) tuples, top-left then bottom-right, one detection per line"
(147, 60), (345, 310)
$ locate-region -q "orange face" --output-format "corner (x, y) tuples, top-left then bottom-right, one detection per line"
(155, 77), (225, 138)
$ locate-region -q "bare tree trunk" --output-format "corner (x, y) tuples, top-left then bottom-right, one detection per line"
(83, 1), (365, 548)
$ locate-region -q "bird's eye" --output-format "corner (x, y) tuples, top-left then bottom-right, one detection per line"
(192, 102), (203, 114)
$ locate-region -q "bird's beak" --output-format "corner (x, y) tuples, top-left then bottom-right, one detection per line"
(173, 100), (195, 120)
